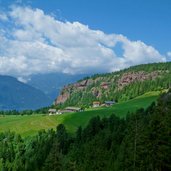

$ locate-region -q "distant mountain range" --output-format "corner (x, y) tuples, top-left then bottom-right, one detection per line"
(0, 73), (89, 110)
(28, 73), (89, 101)
(3, 62), (171, 111)
(0, 75), (51, 110)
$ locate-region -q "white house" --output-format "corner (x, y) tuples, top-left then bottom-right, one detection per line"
(93, 101), (100, 107)
(48, 109), (57, 115)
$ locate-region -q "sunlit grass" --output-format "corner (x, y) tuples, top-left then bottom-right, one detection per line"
(0, 91), (160, 137)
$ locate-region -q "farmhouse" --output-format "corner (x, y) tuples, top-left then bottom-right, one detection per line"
(57, 109), (73, 114)
(105, 101), (115, 106)
(48, 109), (57, 115)
(65, 107), (81, 112)
(93, 101), (100, 107)
(57, 107), (82, 114)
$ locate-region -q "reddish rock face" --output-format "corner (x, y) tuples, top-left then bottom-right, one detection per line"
(54, 79), (94, 105)
(117, 71), (160, 89)
(54, 69), (164, 106)
(92, 88), (102, 98)
(55, 92), (70, 105)
(101, 82), (110, 89)
(72, 79), (93, 89)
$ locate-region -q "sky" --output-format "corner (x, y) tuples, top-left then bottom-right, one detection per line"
(0, 0), (171, 80)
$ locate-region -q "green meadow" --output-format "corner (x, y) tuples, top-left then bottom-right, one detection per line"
(0, 91), (160, 137)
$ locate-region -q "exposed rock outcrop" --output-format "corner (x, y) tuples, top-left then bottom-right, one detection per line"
(101, 82), (110, 89)
(54, 71), (161, 105)
(91, 88), (101, 98)
(54, 79), (94, 104)
(117, 71), (161, 89)
(55, 92), (70, 105)
(54, 66), (170, 106)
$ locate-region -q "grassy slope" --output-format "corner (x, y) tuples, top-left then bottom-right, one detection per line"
(0, 91), (160, 137)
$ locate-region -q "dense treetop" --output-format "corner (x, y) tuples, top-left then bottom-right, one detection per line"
(1, 90), (171, 170)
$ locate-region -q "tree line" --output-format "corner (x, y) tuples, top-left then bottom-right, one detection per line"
(62, 62), (171, 107)
(0, 90), (171, 170)
(0, 106), (51, 116)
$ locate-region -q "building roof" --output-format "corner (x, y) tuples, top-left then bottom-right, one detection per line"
(48, 109), (57, 112)
(105, 101), (115, 104)
(65, 107), (81, 111)
(58, 110), (73, 113)
(93, 101), (100, 104)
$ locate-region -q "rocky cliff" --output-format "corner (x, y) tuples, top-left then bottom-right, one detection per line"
(54, 62), (171, 106)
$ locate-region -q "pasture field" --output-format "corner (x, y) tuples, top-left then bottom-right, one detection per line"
(0, 91), (161, 137)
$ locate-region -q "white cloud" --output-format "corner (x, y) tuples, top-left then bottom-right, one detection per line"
(167, 52), (171, 57)
(0, 6), (167, 77)
(17, 76), (30, 83)
(0, 12), (8, 21)
(167, 52), (171, 61)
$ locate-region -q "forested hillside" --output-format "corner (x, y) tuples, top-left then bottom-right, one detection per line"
(55, 62), (171, 107)
(1, 90), (171, 170)
(0, 76), (51, 110)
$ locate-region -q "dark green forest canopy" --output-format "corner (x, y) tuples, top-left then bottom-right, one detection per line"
(0, 90), (171, 171)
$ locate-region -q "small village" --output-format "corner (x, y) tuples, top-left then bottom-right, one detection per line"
(48, 100), (115, 115)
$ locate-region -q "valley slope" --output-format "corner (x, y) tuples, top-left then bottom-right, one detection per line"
(28, 73), (89, 101)
(55, 62), (171, 107)
(0, 75), (51, 110)
(1, 62), (170, 136)
(0, 91), (160, 136)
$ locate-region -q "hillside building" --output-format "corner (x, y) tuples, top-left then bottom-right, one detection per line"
(48, 109), (57, 115)
(93, 101), (100, 107)
(57, 107), (82, 114)
(105, 101), (115, 106)
(65, 107), (81, 112)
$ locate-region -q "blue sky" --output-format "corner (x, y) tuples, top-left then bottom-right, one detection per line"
(0, 0), (170, 78)
(1, 0), (169, 53)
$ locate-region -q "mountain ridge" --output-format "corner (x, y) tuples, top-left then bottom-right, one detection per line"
(55, 62), (171, 107)
(0, 75), (51, 110)
(28, 73), (89, 101)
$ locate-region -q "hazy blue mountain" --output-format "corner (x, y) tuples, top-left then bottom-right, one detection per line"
(0, 75), (51, 110)
(28, 73), (89, 101)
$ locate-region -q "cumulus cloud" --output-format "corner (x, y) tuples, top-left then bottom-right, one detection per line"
(167, 52), (171, 57)
(0, 6), (166, 78)
(0, 12), (8, 21)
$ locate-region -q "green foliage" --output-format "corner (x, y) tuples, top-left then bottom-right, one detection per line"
(61, 62), (171, 106)
(0, 91), (171, 170)
(0, 106), (51, 116)
(0, 129), (55, 171)
(0, 91), (159, 136)
(62, 92), (171, 171)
